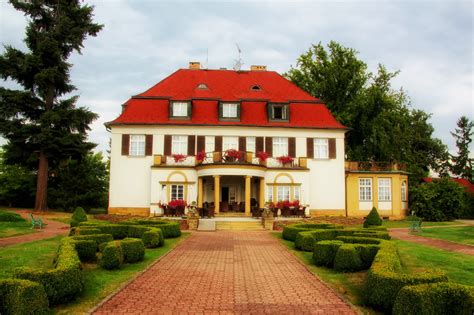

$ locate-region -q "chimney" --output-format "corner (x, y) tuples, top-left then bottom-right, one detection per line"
(189, 62), (201, 70)
(250, 65), (267, 71)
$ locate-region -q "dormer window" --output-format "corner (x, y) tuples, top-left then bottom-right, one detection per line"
(170, 101), (191, 119)
(219, 102), (240, 121)
(197, 83), (208, 90)
(251, 85), (261, 91)
(268, 103), (289, 121)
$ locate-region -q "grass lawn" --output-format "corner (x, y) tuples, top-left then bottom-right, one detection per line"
(382, 220), (458, 228)
(396, 240), (474, 286)
(0, 235), (64, 279)
(415, 226), (474, 246)
(54, 232), (191, 314)
(0, 221), (38, 238)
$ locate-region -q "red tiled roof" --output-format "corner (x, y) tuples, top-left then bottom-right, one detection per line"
(108, 69), (346, 129)
(422, 177), (474, 193)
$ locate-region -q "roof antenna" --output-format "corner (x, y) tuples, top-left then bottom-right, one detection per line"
(233, 43), (243, 71)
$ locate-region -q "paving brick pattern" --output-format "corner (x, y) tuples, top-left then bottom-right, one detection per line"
(94, 231), (356, 314)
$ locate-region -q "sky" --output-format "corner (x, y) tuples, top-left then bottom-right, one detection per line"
(0, 0), (473, 155)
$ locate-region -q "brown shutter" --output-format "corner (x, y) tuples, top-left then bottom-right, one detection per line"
(265, 137), (273, 157)
(256, 137), (264, 153)
(288, 137), (296, 157)
(164, 135), (172, 156)
(121, 134), (130, 156)
(197, 136), (205, 153)
(329, 138), (336, 159)
(239, 137), (246, 152)
(215, 136), (223, 152)
(307, 138), (314, 158)
(187, 135), (196, 156)
(145, 135), (153, 156)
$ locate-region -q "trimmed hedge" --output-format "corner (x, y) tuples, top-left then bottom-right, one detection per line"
(100, 241), (124, 270)
(121, 238), (145, 263)
(72, 239), (97, 262)
(14, 237), (84, 305)
(366, 241), (448, 311)
(70, 207), (88, 228)
(74, 227), (101, 235)
(392, 282), (474, 315)
(364, 207), (382, 227)
(0, 278), (49, 315)
(282, 223), (342, 241)
(313, 240), (344, 267)
(129, 219), (181, 238)
(334, 244), (363, 272)
(0, 210), (25, 222)
(72, 234), (113, 247)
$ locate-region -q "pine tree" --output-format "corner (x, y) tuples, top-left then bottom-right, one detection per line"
(450, 116), (473, 182)
(0, 0), (103, 211)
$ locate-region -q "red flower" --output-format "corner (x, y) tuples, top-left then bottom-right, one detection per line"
(292, 200), (300, 208)
(168, 199), (187, 209)
(256, 151), (269, 162)
(225, 149), (243, 160)
(172, 154), (187, 163)
(276, 156), (294, 165)
(277, 200), (291, 209)
(196, 150), (206, 163)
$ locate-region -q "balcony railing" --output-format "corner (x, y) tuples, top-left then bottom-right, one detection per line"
(153, 151), (308, 168)
(345, 161), (407, 172)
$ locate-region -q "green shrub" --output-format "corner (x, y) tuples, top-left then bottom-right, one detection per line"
(336, 236), (382, 244)
(410, 178), (466, 221)
(142, 229), (164, 248)
(72, 240), (97, 262)
(0, 209), (26, 222)
(393, 282), (474, 315)
(74, 227), (101, 235)
(72, 234), (113, 247)
(14, 237), (84, 305)
(313, 240), (344, 267)
(282, 223), (341, 241)
(0, 278), (49, 315)
(334, 244), (363, 272)
(121, 238), (145, 263)
(100, 241), (124, 270)
(353, 231), (391, 240)
(88, 208), (107, 215)
(130, 219), (181, 238)
(363, 207), (383, 227)
(70, 207), (88, 227)
(366, 241), (448, 311)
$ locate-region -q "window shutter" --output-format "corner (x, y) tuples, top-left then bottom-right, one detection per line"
(145, 135), (153, 156)
(239, 137), (246, 152)
(329, 138), (336, 159)
(266, 103), (272, 121)
(188, 135), (196, 156)
(256, 137), (264, 153)
(307, 138), (314, 158)
(265, 137), (273, 157)
(237, 103), (241, 120)
(197, 136), (205, 152)
(121, 134), (130, 156)
(164, 135), (172, 156)
(187, 102), (192, 118)
(215, 136), (223, 152)
(288, 137), (296, 157)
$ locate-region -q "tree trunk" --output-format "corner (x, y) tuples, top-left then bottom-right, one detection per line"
(34, 150), (49, 211)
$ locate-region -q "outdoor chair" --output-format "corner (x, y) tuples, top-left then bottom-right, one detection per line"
(30, 213), (43, 229)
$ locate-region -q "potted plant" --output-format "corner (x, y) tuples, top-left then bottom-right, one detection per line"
(276, 155), (294, 167)
(171, 154), (187, 163)
(224, 149), (243, 162)
(196, 150), (206, 164)
(256, 151), (269, 165)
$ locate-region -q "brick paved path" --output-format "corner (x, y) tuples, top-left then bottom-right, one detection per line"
(389, 227), (474, 255)
(94, 231), (356, 314)
(0, 210), (69, 247)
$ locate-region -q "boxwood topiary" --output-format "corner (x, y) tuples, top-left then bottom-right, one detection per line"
(121, 238), (145, 263)
(131, 220), (181, 238)
(70, 207), (88, 228)
(100, 241), (124, 270)
(283, 223), (341, 242)
(313, 240), (344, 267)
(363, 207), (383, 228)
(0, 278), (49, 315)
(142, 229), (164, 248)
(392, 282), (474, 315)
(333, 244), (363, 272)
(72, 239), (97, 262)
(0, 210), (26, 222)
(72, 234), (113, 247)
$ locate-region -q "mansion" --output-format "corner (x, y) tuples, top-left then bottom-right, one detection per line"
(107, 63), (408, 219)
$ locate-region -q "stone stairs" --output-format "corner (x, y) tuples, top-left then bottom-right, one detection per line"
(215, 220), (265, 231)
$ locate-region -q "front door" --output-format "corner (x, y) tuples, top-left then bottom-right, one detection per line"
(221, 187), (229, 212)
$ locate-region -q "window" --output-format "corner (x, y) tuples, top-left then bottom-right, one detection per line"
(273, 137), (288, 157)
(246, 137), (256, 153)
(171, 101), (189, 118)
(378, 178), (392, 201)
(294, 186), (301, 201)
(129, 135), (145, 156)
(359, 178), (372, 201)
(314, 138), (329, 159)
(221, 103), (239, 119)
(401, 181), (407, 202)
(266, 186), (274, 202)
(223, 136), (239, 151)
(197, 83), (208, 90)
(277, 186), (291, 201)
(171, 135), (188, 155)
(205, 136), (215, 152)
(268, 103), (289, 121)
(170, 184), (184, 200)
(251, 85), (261, 91)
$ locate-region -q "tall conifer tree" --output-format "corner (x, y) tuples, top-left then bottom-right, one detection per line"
(0, 0), (103, 211)
(450, 116), (473, 182)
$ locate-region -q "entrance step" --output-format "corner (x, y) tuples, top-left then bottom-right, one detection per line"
(215, 220), (264, 231)
(215, 212), (250, 217)
(197, 220), (216, 231)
